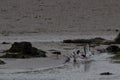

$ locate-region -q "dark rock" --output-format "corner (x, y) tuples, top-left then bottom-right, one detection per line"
(1, 42), (47, 58)
(92, 37), (106, 44)
(100, 72), (113, 75)
(51, 51), (61, 59)
(63, 39), (92, 43)
(37, 49), (47, 57)
(93, 37), (105, 41)
(103, 41), (115, 45)
(115, 29), (119, 32)
(8, 42), (32, 54)
(114, 33), (120, 44)
(63, 37), (105, 44)
(2, 42), (10, 44)
(0, 53), (30, 58)
(52, 51), (61, 55)
(63, 39), (73, 43)
(0, 60), (5, 64)
(106, 45), (120, 54)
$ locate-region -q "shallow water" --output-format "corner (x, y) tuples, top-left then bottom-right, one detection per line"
(0, 41), (120, 80)
(0, 53), (120, 80)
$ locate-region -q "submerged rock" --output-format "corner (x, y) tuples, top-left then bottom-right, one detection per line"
(106, 45), (120, 54)
(1, 42), (10, 44)
(100, 72), (113, 75)
(51, 51), (61, 59)
(63, 37), (105, 44)
(52, 51), (61, 55)
(1, 42), (47, 58)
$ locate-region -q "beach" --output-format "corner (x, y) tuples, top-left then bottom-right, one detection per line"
(1, 0), (120, 80)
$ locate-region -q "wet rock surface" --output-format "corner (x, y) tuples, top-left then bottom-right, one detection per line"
(1, 42), (47, 58)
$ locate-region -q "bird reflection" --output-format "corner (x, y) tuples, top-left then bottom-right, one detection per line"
(73, 59), (92, 72)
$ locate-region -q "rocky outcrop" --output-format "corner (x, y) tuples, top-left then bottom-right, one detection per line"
(1, 42), (46, 58)
(106, 45), (120, 54)
(63, 37), (105, 44)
